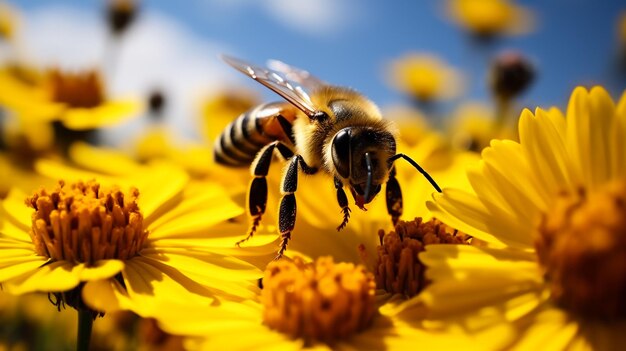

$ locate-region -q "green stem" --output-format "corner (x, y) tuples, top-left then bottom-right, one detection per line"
(494, 97), (509, 127)
(77, 310), (94, 351)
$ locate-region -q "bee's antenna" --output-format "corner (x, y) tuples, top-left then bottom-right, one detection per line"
(388, 154), (442, 193)
(364, 152), (373, 202)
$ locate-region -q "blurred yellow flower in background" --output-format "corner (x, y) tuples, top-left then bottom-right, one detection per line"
(447, 101), (518, 152)
(446, 0), (534, 38)
(387, 53), (464, 103)
(0, 152), (56, 199)
(128, 129), (251, 199)
(200, 89), (259, 143)
(0, 2), (19, 41)
(383, 105), (433, 148)
(0, 290), (187, 350)
(411, 87), (626, 349)
(0, 66), (142, 131)
(133, 127), (215, 178)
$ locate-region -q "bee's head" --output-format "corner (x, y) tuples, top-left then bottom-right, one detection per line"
(330, 127), (396, 209)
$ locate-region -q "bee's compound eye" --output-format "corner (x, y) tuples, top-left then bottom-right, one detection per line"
(331, 129), (351, 178)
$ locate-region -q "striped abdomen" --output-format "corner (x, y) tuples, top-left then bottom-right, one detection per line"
(214, 102), (298, 167)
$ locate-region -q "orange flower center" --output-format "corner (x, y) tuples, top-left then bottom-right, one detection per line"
(535, 180), (626, 320)
(47, 69), (105, 108)
(375, 218), (471, 297)
(26, 180), (148, 265)
(261, 256), (376, 344)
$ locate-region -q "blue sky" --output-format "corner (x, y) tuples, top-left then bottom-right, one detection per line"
(12, 0), (626, 118)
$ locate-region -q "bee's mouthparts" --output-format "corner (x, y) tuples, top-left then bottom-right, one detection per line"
(350, 186), (369, 211)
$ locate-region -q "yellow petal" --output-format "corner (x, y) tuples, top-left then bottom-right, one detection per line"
(566, 87), (593, 189)
(97, 258), (235, 315)
(140, 248), (262, 281)
(156, 300), (259, 336)
(2, 188), (33, 229)
(613, 90), (626, 177)
(519, 108), (577, 198)
(61, 99), (142, 130)
(0, 248), (40, 261)
(68, 142), (143, 176)
(133, 254), (258, 299)
(0, 256), (46, 281)
(0, 218), (32, 243)
(418, 245), (545, 319)
(147, 189), (242, 239)
(82, 277), (145, 314)
(511, 308), (579, 351)
(3, 260), (81, 294)
(76, 259), (124, 281)
(482, 139), (548, 211)
(428, 188), (530, 248)
(139, 163), (189, 221)
(34, 158), (121, 185)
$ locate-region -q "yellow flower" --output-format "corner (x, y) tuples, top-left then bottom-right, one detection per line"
(130, 129), (248, 194)
(415, 87), (626, 349)
(387, 53), (464, 103)
(133, 127), (216, 178)
(253, 128), (477, 265)
(0, 291), (76, 349)
(447, 102), (518, 152)
(0, 160), (275, 319)
(383, 105), (432, 148)
(0, 66), (142, 131)
(446, 0), (534, 38)
(156, 257), (472, 351)
(141, 124), (478, 349)
(0, 2), (19, 41)
(199, 89), (258, 143)
(0, 152), (56, 198)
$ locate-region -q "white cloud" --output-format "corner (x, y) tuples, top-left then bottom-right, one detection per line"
(13, 5), (235, 142)
(263, 0), (361, 36)
(203, 0), (363, 36)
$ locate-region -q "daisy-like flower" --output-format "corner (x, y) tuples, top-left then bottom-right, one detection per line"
(125, 127), (251, 195)
(447, 102), (518, 152)
(0, 291), (77, 350)
(0, 159), (276, 347)
(0, 152), (56, 198)
(0, 2), (19, 42)
(156, 256), (472, 351)
(386, 53), (464, 104)
(446, 0), (534, 39)
(132, 127), (217, 178)
(141, 125), (479, 350)
(0, 65), (141, 132)
(416, 86), (626, 349)
(199, 89), (259, 143)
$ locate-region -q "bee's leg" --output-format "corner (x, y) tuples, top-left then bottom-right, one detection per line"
(386, 166), (403, 226)
(236, 141), (294, 247)
(276, 155), (316, 259)
(334, 177), (351, 231)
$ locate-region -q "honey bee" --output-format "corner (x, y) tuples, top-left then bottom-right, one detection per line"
(214, 55), (442, 259)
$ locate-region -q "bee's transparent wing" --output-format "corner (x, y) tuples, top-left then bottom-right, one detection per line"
(267, 59), (326, 91)
(221, 55), (316, 117)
